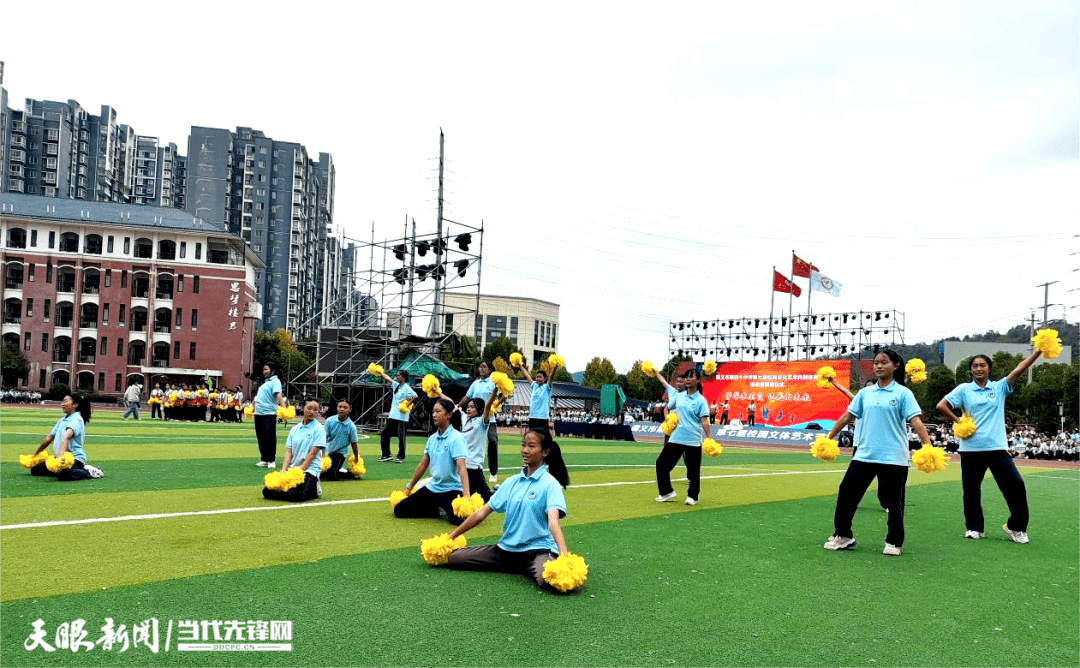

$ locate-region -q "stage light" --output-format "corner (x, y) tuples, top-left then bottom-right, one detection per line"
(873, 345), (881, 353)
(671, 337), (677, 343)
(782, 317), (788, 326)
(810, 346), (816, 354)
(709, 336), (715, 341)
(393, 244), (406, 261)
(454, 259), (469, 277)
(865, 314), (872, 320)
(875, 312), (881, 321)
(834, 316), (839, 321)
(841, 346), (848, 354)
(864, 330), (871, 335)
(433, 263), (446, 280)
(754, 319), (760, 328)
(812, 315), (819, 325)
(393, 268), (408, 285)
(884, 313), (889, 319)
(803, 317), (809, 323)
(416, 240), (430, 257)
(679, 323), (685, 331)
(454, 233), (472, 251)
(432, 237), (446, 255)
(883, 329), (889, 335)
(843, 314), (849, 323)
(728, 320), (735, 328)
(417, 265), (431, 281)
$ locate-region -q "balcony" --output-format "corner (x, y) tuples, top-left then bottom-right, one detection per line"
(53, 352), (71, 363)
(78, 354), (96, 364)
(4, 278), (24, 290)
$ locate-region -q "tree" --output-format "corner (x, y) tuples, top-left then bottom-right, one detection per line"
(625, 360), (648, 399)
(1, 342), (29, 386)
(917, 364), (955, 422)
(582, 356), (617, 389)
(552, 366), (574, 383)
(439, 333), (478, 375)
(492, 356), (512, 375)
(252, 329), (315, 392)
(482, 337), (522, 367)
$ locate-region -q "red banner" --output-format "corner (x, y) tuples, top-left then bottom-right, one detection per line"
(701, 360), (852, 428)
(792, 255), (818, 278)
(772, 271), (802, 297)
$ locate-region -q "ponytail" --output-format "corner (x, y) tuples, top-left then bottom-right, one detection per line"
(66, 394), (92, 424)
(528, 428), (569, 488)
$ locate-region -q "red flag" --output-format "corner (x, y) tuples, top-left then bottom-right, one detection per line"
(773, 270), (803, 297)
(792, 255), (818, 278)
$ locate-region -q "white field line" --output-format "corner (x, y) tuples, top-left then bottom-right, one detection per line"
(0, 468), (845, 532)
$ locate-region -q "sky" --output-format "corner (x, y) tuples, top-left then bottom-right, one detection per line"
(3, 0), (1078, 372)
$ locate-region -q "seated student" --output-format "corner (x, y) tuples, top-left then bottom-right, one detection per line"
(444, 428), (572, 592)
(395, 399), (470, 525)
(262, 397), (325, 502)
(321, 398), (359, 481)
(29, 394), (102, 480)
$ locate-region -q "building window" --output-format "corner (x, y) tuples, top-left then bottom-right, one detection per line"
(27, 264), (35, 282)
(121, 270), (128, 288)
(116, 339), (123, 357)
(30, 230), (38, 247)
(26, 298), (33, 318)
(104, 269), (111, 287)
(179, 241), (187, 259)
(98, 373), (105, 391)
(177, 275), (183, 292)
(175, 308), (182, 328)
(102, 303), (109, 324)
(107, 236), (114, 253)
(45, 264), (52, 283)
(40, 370), (47, 388)
(474, 314), (483, 343)
(189, 342), (196, 360)
(123, 237), (130, 254)
(444, 313), (454, 333)
(510, 317), (519, 344)
(551, 323), (557, 348)
(41, 333), (48, 352)
(193, 276), (200, 294)
(195, 243), (202, 260)
(24, 332), (32, 351)
(191, 309), (198, 329)
(118, 304), (125, 326)
(173, 341), (181, 359)
(48, 231), (55, 249)
(100, 337), (108, 355)
(115, 374), (122, 392)
(43, 299), (51, 322)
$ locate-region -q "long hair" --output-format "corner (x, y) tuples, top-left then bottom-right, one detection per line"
(467, 397), (486, 418)
(66, 393), (92, 424)
(877, 349), (906, 386)
(262, 361), (281, 378)
(528, 428), (570, 488)
(434, 397), (462, 431)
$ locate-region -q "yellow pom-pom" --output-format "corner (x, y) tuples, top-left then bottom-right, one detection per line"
(810, 435), (840, 461)
(420, 533), (467, 565)
(243, 405), (254, 417)
(661, 413), (679, 436)
(542, 553), (589, 592)
(284, 406), (296, 419)
(547, 353), (565, 369)
(641, 361), (657, 378)
(703, 359), (717, 376)
(489, 395), (506, 417)
(264, 467), (306, 492)
(816, 366), (836, 388)
(347, 454), (366, 477)
(321, 456), (331, 472)
(451, 493), (485, 519)
(18, 454), (33, 468)
(422, 374), (442, 399)
(490, 372), (515, 396)
(389, 488), (410, 507)
(702, 437), (722, 458)
(1032, 328), (1062, 359)
(19, 451), (48, 469)
(509, 352), (524, 368)
(45, 452), (75, 473)
(367, 362), (384, 376)
(911, 443), (950, 473)
(276, 406), (285, 418)
(398, 400), (412, 414)
(905, 359), (927, 384)
(952, 414), (976, 439)
(208, 392), (218, 399)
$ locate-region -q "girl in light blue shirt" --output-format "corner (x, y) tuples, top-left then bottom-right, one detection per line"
(29, 394), (97, 480)
(446, 428), (573, 592)
(520, 365), (554, 431)
(654, 368), (710, 506)
(395, 399), (471, 525)
(253, 362), (285, 468)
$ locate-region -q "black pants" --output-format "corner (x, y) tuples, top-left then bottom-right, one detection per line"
(655, 442), (703, 500)
(961, 450), (1028, 533)
(254, 415), (277, 463)
(393, 486), (464, 525)
(262, 471), (319, 502)
(30, 459), (90, 480)
(528, 418), (550, 432)
(320, 452), (357, 481)
(748, 413), (755, 426)
(380, 418), (407, 459)
(488, 426), (499, 476)
(447, 544), (559, 590)
(833, 460), (908, 546)
(151, 403), (162, 419)
(467, 467), (493, 502)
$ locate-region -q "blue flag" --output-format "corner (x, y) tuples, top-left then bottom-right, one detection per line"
(810, 270), (841, 297)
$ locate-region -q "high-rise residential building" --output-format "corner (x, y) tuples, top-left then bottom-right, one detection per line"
(185, 126), (340, 336)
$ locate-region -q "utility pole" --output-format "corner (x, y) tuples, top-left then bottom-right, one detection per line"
(432, 129), (445, 336)
(1036, 281), (1059, 326)
(1028, 311), (1037, 384)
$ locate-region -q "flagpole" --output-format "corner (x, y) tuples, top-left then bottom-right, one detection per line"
(788, 251), (796, 362)
(768, 266), (776, 361)
(806, 263), (814, 359)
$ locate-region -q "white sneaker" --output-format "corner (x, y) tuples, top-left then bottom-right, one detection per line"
(84, 464), (104, 479)
(655, 491), (677, 502)
(256, 460), (267, 467)
(684, 497), (697, 506)
(1003, 524), (1029, 544)
(823, 535), (857, 550)
(883, 543), (902, 556)
(964, 530), (985, 539)
(338, 467), (349, 474)
(489, 474), (498, 484)
(266, 460), (274, 469)
(316, 480), (323, 498)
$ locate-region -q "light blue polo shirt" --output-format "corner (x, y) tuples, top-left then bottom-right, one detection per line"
(254, 376), (282, 416)
(670, 390), (709, 446)
(667, 389), (685, 411)
(285, 418), (326, 478)
(461, 415), (488, 469)
(529, 382), (552, 419)
(943, 378), (1012, 452)
(424, 427), (468, 493)
(389, 380), (418, 422)
(324, 415), (358, 455)
(847, 381), (921, 466)
(489, 464), (566, 553)
(467, 377), (495, 402)
(50, 413), (86, 463)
